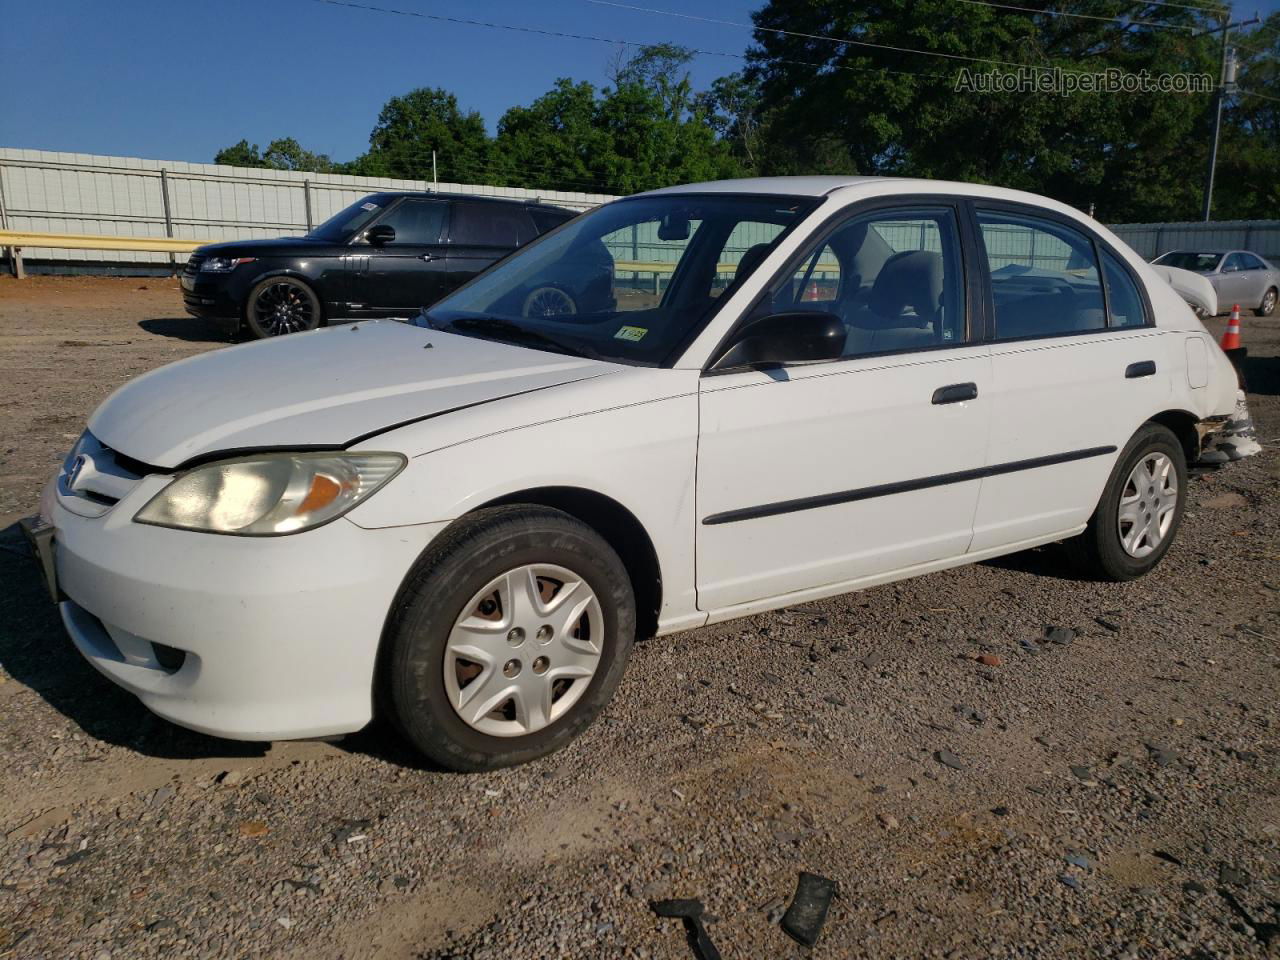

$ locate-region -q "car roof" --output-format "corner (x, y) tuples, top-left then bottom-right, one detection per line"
(368, 191), (571, 212)
(633, 175), (1097, 220)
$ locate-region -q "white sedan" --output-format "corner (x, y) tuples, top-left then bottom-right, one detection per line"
(26, 177), (1243, 770)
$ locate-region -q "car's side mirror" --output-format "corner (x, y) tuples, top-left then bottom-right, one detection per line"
(366, 224), (396, 245)
(710, 311), (845, 371)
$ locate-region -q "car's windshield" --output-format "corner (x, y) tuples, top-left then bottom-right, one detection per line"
(1154, 251), (1222, 273)
(307, 195), (391, 242)
(417, 193), (818, 365)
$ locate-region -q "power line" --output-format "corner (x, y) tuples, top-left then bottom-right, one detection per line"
(950, 0), (1195, 30)
(306, 0), (952, 80)
(581, 0), (1209, 68)
(1236, 86), (1280, 104)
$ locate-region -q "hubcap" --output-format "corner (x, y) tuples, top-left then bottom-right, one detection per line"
(523, 287), (575, 318)
(1117, 452), (1178, 558)
(254, 282), (315, 335)
(444, 564), (603, 737)
(1264, 291), (1276, 314)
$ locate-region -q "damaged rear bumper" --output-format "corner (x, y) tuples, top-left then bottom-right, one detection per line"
(1196, 389), (1261, 465)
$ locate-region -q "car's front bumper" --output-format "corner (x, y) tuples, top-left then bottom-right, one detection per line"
(36, 479), (445, 741)
(180, 272), (240, 330)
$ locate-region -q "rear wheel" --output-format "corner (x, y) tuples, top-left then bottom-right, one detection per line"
(383, 505), (635, 771)
(1070, 423), (1187, 581)
(1256, 287), (1277, 318)
(522, 286), (576, 318)
(245, 277), (322, 338)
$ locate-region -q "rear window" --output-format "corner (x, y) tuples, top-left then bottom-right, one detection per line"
(529, 207), (575, 234)
(450, 202), (535, 247)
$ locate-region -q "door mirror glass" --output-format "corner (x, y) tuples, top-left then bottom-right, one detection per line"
(711, 311), (845, 370)
(366, 224), (396, 246)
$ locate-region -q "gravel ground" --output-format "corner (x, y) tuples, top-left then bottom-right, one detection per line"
(0, 276), (1277, 960)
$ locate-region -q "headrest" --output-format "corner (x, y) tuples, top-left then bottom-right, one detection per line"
(868, 250), (944, 322)
(735, 243), (772, 282)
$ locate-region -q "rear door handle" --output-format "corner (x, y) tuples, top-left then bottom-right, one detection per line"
(1125, 361), (1156, 379)
(932, 382), (978, 405)
(420, 253), (436, 262)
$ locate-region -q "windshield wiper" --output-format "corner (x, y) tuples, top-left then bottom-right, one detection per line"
(445, 316), (593, 359)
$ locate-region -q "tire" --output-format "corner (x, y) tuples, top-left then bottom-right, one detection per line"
(522, 286), (577, 318)
(383, 505), (635, 771)
(1255, 287), (1277, 318)
(245, 276), (323, 339)
(1070, 423), (1187, 581)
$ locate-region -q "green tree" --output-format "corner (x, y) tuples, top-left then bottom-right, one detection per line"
(214, 139), (264, 168)
(349, 87), (491, 183)
(214, 137), (334, 173)
(743, 0), (1276, 221)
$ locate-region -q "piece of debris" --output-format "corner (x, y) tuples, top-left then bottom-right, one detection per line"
(1044, 626), (1076, 646)
(976, 653), (1003, 667)
(218, 770), (243, 787)
(781, 872), (838, 947)
(650, 898), (721, 960)
(1094, 617), (1121, 633)
(1059, 873), (1082, 892)
(1218, 862), (1249, 887)
(1218, 888), (1279, 945)
(877, 812), (899, 830)
(935, 750), (967, 771)
(1070, 765), (1093, 781)
(1145, 743), (1180, 768)
(991, 806), (1010, 817)
(1153, 850), (1184, 866)
(238, 821), (268, 838)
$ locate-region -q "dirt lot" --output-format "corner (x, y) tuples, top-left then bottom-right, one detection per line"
(1, 276), (1278, 959)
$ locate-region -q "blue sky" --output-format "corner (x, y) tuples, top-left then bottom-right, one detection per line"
(1, 0), (1276, 165)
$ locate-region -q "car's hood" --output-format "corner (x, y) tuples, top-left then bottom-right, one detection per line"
(195, 236), (325, 256)
(88, 321), (616, 468)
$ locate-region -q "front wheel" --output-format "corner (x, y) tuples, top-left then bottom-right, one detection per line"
(1070, 423), (1187, 581)
(383, 505), (635, 771)
(1255, 287), (1277, 318)
(245, 277), (322, 339)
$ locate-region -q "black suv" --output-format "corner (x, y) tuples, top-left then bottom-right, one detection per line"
(182, 192), (577, 338)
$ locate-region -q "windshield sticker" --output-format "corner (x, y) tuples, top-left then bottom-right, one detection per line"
(360, 202), (379, 211)
(614, 325), (648, 342)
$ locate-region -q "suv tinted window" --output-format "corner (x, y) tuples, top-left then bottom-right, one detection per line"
(1102, 250), (1146, 328)
(373, 199), (446, 245)
(529, 207), (574, 234)
(450, 202), (534, 247)
(978, 212), (1105, 339)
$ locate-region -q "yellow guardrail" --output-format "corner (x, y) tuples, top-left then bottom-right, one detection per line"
(0, 230), (209, 253)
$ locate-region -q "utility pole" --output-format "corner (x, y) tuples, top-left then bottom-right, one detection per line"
(1199, 13), (1260, 222)
(432, 150), (438, 191)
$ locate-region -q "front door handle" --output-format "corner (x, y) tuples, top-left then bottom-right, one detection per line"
(932, 382), (978, 405)
(420, 253), (436, 262)
(1125, 361), (1156, 379)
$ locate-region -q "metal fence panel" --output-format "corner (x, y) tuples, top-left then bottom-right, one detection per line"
(1110, 219), (1280, 263)
(0, 147), (614, 266)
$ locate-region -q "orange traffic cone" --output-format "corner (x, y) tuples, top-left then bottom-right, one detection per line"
(1221, 304), (1242, 351)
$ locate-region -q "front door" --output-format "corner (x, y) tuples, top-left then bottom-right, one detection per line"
(356, 198), (450, 316)
(695, 203), (992, 612)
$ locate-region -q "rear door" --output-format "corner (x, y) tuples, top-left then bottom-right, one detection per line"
(1217, 253), (1251, 310)
(356, 198), (450, 316)
(968, 205), (1167, 552)
(444, 201), (537, 294)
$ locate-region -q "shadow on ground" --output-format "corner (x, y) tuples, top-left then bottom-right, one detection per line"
(979, 542), (1093, 582)
(1242, 353), (1279, 397)
(0, 522), (267, 760)
(138, 316), (233, 344)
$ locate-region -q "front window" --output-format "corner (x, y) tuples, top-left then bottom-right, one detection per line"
(307, 195), (392, 242)
(1153, 251), (1222, 273)
(418, 194), (817, 365)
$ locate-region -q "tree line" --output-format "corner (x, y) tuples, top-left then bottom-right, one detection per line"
(215, 1), (1280, 223)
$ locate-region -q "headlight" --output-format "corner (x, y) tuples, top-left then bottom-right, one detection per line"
(199, 256), (256, 273)
(134, 453), (405, 536)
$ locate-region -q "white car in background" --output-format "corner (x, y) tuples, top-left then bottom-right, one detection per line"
(25, 177), (1244, 771)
